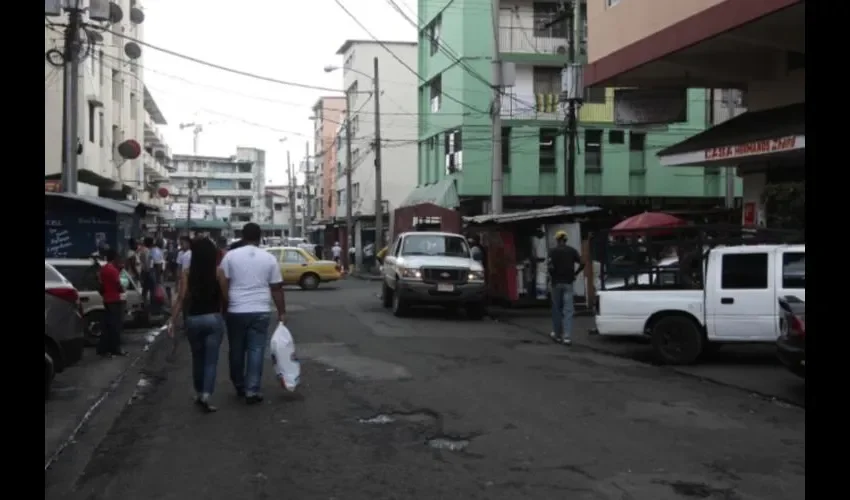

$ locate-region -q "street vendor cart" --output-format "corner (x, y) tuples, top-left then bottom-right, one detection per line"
(463, 206), (603, 308)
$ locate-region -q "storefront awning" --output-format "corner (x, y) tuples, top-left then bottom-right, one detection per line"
(658, 102), (804, 167)
(399, 177), (459, 209)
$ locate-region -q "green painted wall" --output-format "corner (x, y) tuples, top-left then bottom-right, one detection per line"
(415, 1), (741, 200)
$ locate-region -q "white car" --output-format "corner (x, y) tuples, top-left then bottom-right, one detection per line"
(381, 232), (487, 319)
(595, 244), (805, 364)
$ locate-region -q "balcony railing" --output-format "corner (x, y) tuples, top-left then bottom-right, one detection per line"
(498, 26), (569, 55)
(501, 93), (565, 120)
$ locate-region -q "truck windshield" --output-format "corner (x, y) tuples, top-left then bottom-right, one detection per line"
(402, 235), (470, 258)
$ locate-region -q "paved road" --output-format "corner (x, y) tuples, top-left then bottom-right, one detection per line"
(47, 280), (805, 500)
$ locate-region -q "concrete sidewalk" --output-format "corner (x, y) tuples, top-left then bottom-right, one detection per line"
(490, 308), (805, 407)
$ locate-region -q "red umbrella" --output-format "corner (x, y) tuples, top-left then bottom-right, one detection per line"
(611, 212), (686, 234)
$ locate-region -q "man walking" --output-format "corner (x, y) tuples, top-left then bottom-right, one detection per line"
(97, 248), (128, 357)
(220, 223), (287, 404)
(548, 230), (584, 346)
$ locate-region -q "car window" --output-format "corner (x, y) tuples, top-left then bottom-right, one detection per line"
(267, 248), (283, 261)
(53, 265), (101, 291)
(721, 253), (768, 289)
(45, 263), (66, 283)
(401, 235), (470, 257)
(284, 250), (306, 264)
(782, 252), (805, 289)
(391, 237), (402, 256)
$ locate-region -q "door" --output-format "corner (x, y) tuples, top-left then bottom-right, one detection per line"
(384, 236), (402, 284)
(709, 251), (777, 341)
(282, 249), (308, 283)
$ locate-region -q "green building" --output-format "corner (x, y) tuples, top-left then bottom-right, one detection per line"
(412, 0), (740, 214)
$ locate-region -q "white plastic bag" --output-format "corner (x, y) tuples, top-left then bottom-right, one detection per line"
(269, 322), (301, 392)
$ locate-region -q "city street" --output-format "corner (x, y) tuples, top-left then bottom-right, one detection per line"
(46, 279), (805, 500)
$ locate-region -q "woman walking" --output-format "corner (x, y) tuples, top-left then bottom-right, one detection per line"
(168, 237), (228, 412)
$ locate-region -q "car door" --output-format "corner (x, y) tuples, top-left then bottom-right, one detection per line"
(710, 250), (777, 341)
(282, 250), (308, 283)
(266, 249), (285, 281)
(384, 237), (402, 283)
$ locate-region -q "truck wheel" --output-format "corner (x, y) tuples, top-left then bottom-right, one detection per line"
(650, 315), (704, 365)
(391, 288), (408, 317)
(381, 283), (393, 308)
(466, 302), (485, 320)
(299, 273), (320, 290)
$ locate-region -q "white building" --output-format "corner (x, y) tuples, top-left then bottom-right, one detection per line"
(45, 0), (170, 205)
(266, 184), (306, 237)
(333, 40), (418, 219)
(168, 147), (267, 228)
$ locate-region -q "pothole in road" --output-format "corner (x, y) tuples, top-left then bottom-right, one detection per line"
(426, 436), (470, 452)
(357, 410), (477, 453)
(357, 410), (439, 426)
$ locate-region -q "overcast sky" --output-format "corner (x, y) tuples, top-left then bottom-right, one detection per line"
(141, 0), (417, 185)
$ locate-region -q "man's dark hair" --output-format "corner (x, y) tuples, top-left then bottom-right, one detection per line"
(104, 248), (118, 262)
(218, 236), (229, 249)
(143, 236), (154, 247)
(229, 239), (246, 250)
(242, 223), (262, 243)
(179, 235), (191, 245)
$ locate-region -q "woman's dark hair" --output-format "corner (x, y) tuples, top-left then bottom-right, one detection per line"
(186, 237), (220, 310)
(143, 237), (154, 247)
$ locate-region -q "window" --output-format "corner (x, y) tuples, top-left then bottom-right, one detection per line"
(129, 92), (137, 119)
(533, 67), (562, 95)
(608, 130), (625, 144)
(352, 182), (360, 201)
(721, 253), (769, 289)
(267, 248), (283, 261)
(606, 0), (622, 7)
(539, 128), (558, 172)
(238, 181), (252, 190)
(53, 265), (100, 292)
(429, 76), (442, 112)
(533, 2), (567, 38)
(296, 192), (302, 200)
(296, 206), (302, 213)
(501, 127), (511, 172)
(629, 132), (646, 151)
(351, 115), (359, 137)
(444, 129), (463, 173)
(88, 102), (96, 142)
(98, 50), (104, 86)
(427, 16), (442, 56)
(584, 87), (606, 104)
(401, 234), (470, 257)
(98, 111), (104, 147)
(584, 129), (602, 171)
(782, 252), (805, 289)
(111, 125), (119, 156)
(112, 70), (121, 101)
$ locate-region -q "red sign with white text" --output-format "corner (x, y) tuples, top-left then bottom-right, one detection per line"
(706, 136), (798, 161)
(742, 202), (756, 226)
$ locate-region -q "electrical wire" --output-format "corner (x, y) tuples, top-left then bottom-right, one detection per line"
(330, 0), (489, 115)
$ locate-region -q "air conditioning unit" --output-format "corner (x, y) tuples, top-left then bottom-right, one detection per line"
(554, 45), (567, 55)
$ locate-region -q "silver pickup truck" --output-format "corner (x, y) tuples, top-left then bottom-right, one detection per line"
(380, 231), (487, 319)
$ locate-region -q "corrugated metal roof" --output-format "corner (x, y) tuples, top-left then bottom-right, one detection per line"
(463, 205), (602, 225)
(45, 192), (135, 214)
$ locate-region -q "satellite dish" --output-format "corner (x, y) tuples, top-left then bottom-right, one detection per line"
(129, 7), (145, 24)
(108, 2), (123, 23)
(124, 41), (142, 60)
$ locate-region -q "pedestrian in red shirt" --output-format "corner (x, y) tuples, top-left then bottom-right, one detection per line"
(98, 248), (128, 358)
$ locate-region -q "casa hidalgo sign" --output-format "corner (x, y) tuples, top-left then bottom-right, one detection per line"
(705, 136), (798, 161)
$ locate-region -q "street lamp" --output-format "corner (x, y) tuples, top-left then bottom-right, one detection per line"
(324, 60), (385, 270)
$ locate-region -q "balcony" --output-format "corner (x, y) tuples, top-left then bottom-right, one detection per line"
(170, 169), (253, 180)
(501, 93), (565, 121)
(578, 88), (615, 123)
(144, 118), (166, 150)
(142, 150), (168, 182)
(499, 26), (569, 58)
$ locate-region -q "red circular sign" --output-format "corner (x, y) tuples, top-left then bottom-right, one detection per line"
(157, 187), (169, 198)
(117, 139), (141, 160)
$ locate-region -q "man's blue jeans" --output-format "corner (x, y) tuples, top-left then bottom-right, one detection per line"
(184, 313), (225, 396)
(226, 313), (271, 396)
(551, 283), (575, 340)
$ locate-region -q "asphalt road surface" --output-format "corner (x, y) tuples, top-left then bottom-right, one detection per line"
(46, 280), (805, 500)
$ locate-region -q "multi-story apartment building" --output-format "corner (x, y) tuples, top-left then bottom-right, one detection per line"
(168, 147), (267, 227)
(333, 40), (418, 219)
(266, 184), (307, 237)
(45, 0), (170, 205)
(583, 0), (803, 227)
(414, 0), (734, 213)
(311, 96), (345, 221)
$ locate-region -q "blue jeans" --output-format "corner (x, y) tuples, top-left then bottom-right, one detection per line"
(226, 313), (271, 396)
(185, 313), (225, 396)
(551, 283), (575, 339)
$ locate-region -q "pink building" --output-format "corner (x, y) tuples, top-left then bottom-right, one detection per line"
(312, 96), (345, 220)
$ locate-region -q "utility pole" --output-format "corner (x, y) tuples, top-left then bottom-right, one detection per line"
(373, 57), (385, 252)
(287, 150), (296, 238)
(489, 0), (504, 214)
(60, 0), (84, 193)
(344, 89), (354, 270)
(302, 141), (310, 238)
(724, 90), (737, 208)
(562, 2), (580, 205)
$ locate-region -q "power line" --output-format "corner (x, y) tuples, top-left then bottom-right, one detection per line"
(330, 0), (488, 115)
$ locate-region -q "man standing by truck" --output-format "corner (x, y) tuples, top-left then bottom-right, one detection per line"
(548, 230), (584, 346)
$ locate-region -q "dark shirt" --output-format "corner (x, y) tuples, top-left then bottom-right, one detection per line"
(548, 244), (582, 284)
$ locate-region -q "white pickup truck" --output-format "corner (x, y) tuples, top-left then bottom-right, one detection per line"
(381, 231), (487, 319)
(595, 244), (805, 364)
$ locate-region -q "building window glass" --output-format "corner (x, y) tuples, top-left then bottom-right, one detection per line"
(584, 129), (602, 171)
(533, 2), (567, 38)
(429, 76), (442, 112)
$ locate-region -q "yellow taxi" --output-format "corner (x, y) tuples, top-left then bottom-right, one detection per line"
(265, 246), (342, 290)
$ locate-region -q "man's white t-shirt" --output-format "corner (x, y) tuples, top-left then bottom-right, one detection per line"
(177, 250), (192, 270)
(331, 245), (342, 258)
(220, 245), (283, 314)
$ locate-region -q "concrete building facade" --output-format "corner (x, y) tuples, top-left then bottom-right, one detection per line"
(311, 96), (346, 222)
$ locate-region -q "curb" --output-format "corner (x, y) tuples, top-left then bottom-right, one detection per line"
(44, 325), (169, 472)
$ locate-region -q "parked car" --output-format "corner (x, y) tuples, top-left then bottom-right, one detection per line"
(46, 258), (147, 345)
(380, 231), (487, 319)
(45, 261), (86, 398)
(264, 246), (342, 290)
(776, 296), (805, 378)
(594, 244), (805, 364)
